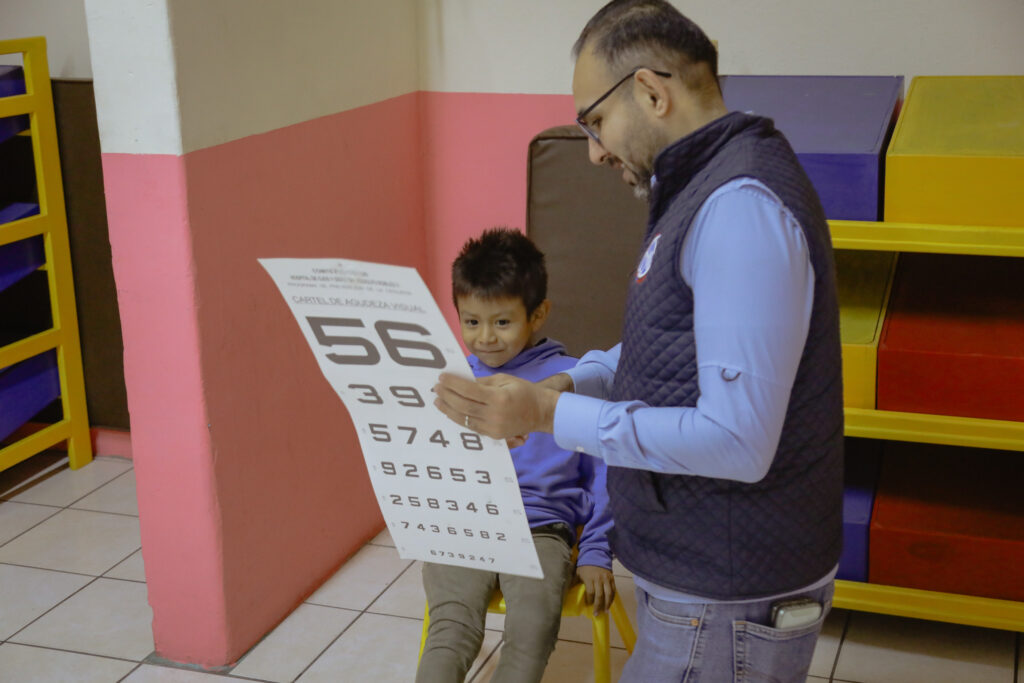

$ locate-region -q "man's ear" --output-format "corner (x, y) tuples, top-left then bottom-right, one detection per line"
(633, 68), (671, 118)
(530, 299), (551, 332)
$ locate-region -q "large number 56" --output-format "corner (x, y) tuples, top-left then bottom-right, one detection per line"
(306, 317), (446, 369)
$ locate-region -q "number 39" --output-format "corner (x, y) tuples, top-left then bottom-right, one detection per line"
(307, 317), (445, 369)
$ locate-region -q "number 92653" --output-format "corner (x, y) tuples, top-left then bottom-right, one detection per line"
(379, 461), (491, 484)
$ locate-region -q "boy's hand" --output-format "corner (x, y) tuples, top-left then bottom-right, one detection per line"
(506, 434), (529, 449)
(576, 565), (616, 615)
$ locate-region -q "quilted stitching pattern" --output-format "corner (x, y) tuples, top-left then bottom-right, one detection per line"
(608, 113), (844, 599)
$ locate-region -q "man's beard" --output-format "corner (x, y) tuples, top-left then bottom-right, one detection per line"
(620, 158), (652, 201)
(631, 169), (653, 201)
(621, 110), (657, 201)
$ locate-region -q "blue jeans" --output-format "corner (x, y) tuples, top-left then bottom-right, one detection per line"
(621, 582), (834, 682)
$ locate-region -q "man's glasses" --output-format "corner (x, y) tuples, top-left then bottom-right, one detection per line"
(576, 67), (672, 144)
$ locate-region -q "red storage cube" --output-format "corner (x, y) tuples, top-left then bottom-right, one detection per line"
(869, 442), (1024, 601)
(877, 253), (1024, 421)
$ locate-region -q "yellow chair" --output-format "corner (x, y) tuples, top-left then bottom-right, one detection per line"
(419, 580), (636, 683)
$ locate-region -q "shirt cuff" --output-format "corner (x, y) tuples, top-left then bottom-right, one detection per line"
(576, 547), (613, 571)
(552, 392), (606, 457)
(564, 365), (605, 399)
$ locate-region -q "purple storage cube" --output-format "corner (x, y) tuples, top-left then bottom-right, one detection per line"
(720, 75), (903, 221)
(0, 351), (61, 442)
(839, 438), (881, 581)
(0, 65), (31, 144)
(0, 203), (43, 294)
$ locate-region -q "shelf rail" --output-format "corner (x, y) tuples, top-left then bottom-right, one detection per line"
(830, 219), (1024, 257)
(0, 37), (92, 472)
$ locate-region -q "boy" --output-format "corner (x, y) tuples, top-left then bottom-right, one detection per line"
(417, 228), (615, 683)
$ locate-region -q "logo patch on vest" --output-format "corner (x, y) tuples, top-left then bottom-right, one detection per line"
(636, 234), (662, 282)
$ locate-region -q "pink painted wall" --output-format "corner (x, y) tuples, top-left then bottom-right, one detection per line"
(186, 92), (426, 660)
(102, 153), (230, 660)
(104, 93), (424, 666)
(103, 86), (574, 666)
(418, 92), (575, 335)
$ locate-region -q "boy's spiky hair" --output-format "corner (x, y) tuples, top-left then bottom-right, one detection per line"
(451, 227), (548, 315)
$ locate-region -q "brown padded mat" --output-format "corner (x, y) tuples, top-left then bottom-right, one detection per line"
(52, 80), (129, 429)
(526, 126), (648, 358)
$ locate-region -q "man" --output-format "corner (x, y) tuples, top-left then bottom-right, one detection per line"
(434, 1), (844, 680)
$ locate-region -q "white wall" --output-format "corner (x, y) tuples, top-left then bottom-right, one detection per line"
(84, 0), (183, 155)
(11, 0), (1023, 152)
(0, 0), (92, 77)
(418, 0), (1024, 94)
(84, 0), (419, 155)
(167, 0), (418, 154)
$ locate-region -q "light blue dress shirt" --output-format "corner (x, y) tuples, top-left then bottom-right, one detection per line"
(553, 176), (837, 602)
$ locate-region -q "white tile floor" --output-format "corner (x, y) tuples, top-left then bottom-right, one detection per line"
(1, 454), (1021, 682)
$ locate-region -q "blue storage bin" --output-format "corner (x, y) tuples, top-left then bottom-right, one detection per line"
(720, 75), (903, 221)
(0, 350), (61, 442)
(838, 438), (881, 581)
(0, 203), (43, 294)
(0, 65), (30, 144)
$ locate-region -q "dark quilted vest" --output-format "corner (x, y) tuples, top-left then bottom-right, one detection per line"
(608, 111), (844, 599)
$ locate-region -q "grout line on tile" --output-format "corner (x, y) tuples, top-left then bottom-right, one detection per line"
(289, 613), (361, 682)
(0, 457), (70, 501)
(116, 662), (145, 683)
(467, 636), (503, 682)
(0, 499), (63, 511)
(95, 573), (148, 587)
(368, 533), (393, 548)
(554, 635), (628, 650)
(101, 574), (146, 584)
(829, 608), (851, 682)
(292, 559), (418, 682)
(99, 546), (145, 577)
(0, 504), (63, 551)
(363, 558), (419, 614)
(219, 672), (277, 681)
(139, 657), (274, 682)
(6, 575), (103, 644)
(66, 506), (140, 519)
(5, 639), (142, 664)
(0, 559), (107, 579)
(59, 466), (134, 511)
(66, 468), (137, 512)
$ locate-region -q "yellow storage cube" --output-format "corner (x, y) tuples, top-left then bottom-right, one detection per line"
(836, 251), (896, 409)
(886, 76), (1024, 228)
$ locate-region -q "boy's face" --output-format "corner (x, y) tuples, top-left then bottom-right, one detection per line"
(456, 294), (549, 368)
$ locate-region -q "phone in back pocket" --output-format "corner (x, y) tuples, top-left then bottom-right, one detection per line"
(770, 598), (822, 629)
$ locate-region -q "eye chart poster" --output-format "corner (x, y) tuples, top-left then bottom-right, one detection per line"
(260, 258), (542, 578)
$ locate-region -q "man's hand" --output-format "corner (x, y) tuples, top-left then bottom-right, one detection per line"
(576, 565), (616, 615)
(433, 373), (563, 439)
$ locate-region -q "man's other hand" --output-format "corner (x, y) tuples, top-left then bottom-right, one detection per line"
(433, 373), (561, 439)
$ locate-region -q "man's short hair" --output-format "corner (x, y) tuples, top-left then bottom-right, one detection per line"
(573, 0), (718, 91)
(451, 227), (547, 315)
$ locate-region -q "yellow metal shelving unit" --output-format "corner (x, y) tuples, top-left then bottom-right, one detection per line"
(832, 226), (1024, 628)
(826, 77), (1024, 631)
(832, 217), (1024, 454)
(0, 37), (92, 471)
